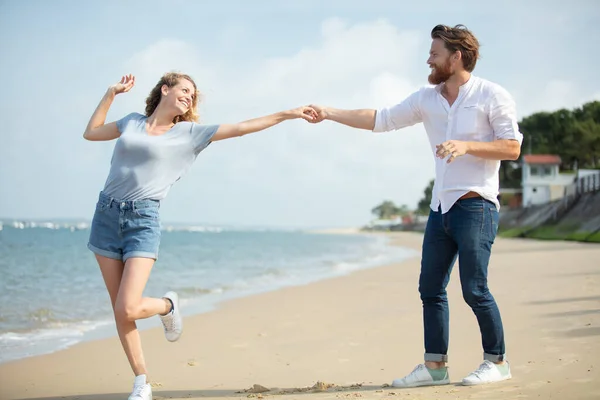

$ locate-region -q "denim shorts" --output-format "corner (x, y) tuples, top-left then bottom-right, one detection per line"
(87, 192), (161, 262)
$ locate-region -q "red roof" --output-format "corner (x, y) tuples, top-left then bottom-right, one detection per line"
(522, 154), (562, 165)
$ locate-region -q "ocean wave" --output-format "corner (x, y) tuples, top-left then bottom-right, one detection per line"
(0, 319), (113, 363)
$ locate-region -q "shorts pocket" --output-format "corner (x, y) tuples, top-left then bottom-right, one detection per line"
(95, 202), (109, 212)
(134, 206), (159, 220)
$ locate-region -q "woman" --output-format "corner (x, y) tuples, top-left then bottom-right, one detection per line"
(83, 72), (316, 400)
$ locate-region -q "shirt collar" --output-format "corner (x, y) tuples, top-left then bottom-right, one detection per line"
(434, 74), (477, 94)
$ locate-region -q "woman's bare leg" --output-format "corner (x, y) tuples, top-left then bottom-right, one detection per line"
(96, 255), (170, 376)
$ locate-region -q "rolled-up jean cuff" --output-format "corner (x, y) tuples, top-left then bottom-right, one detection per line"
(123, 251), (158, 262)
(424, 353), (448, 362)
(484, 353), (505, 362)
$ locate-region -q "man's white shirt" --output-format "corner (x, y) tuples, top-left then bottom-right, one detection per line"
(373, 75), (523, 213)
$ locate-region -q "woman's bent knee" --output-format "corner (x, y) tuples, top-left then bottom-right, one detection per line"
(115, 302), (140, 322)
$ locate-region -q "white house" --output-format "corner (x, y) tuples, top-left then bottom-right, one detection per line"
(521, 154), (576, 207)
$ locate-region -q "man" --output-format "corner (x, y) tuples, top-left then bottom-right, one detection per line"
(308, 24), (522, 387)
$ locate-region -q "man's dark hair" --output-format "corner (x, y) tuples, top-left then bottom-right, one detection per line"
(431, 24), (480, 72)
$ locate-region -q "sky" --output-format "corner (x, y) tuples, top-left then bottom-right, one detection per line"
(1, 0), (598, 228)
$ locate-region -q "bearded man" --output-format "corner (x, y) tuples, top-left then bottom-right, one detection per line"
(308, 24), (523, 387)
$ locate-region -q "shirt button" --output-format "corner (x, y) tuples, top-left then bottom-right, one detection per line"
(121, 202), (126, 207)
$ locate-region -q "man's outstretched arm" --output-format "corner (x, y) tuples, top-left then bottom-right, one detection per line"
(309, 105), (376, 130)
(308, 90), (423, 132)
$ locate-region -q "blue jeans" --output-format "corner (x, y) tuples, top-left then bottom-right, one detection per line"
(419, 197), (505, 363)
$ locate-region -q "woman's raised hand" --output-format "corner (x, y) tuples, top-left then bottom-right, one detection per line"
(109, 74), (136, 95)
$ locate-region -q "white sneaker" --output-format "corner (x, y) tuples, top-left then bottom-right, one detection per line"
(159, 291), (182, 342)
(462, 360), (512, 386)
(391, 364), (450, 388)
(128, 383), (152, 400)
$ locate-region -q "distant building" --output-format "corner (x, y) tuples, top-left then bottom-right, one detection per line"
(366, 216), (403, 230)
(521, 154), (576, 207)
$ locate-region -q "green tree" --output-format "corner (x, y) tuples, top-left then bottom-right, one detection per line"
(518, 101), (600, 169)
(417, 179), (434, 215)
(498, 101), (600, 189)
(397, 204), (410, 216)
(499, 160), (522, 189)
(371, 200), (400, 220)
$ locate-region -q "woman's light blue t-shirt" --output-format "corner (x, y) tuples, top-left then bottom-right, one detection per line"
(101, 112), (219, 201)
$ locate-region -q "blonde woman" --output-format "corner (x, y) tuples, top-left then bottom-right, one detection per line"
(84, 72), (316, 400)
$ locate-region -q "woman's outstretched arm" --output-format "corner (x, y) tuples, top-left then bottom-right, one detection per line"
(210, 106), (317, 141)
(83, 75), (135, 141)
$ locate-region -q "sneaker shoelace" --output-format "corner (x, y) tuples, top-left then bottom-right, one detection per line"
(413, 364), (425, 373)
(132, 384), (148, 398)
(161, 313), (174, 331)
(470, 361), (493, 378)
(406, 364), (425, 379)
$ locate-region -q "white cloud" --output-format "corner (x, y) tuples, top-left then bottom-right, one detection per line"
(107, 18), (435, 227)
(513, 80), (600, 117)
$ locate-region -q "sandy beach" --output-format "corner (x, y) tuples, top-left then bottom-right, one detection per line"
(1, 232), (599, 400)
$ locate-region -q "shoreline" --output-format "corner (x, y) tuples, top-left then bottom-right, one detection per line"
(0, 230), (415, 366)
(305, 227), (364, 235)
(1, 232), (599, 400)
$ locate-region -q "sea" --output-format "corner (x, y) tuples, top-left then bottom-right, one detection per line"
(0, 223), (416, 364)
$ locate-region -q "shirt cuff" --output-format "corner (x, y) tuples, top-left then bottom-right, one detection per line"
(372, 109), (385, 132)
(497, 130), (523, 145)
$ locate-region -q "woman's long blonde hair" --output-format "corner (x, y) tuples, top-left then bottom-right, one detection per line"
(145, 72), (200, 123)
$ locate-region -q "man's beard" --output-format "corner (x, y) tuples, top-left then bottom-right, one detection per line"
(428, 59), (453, 84)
